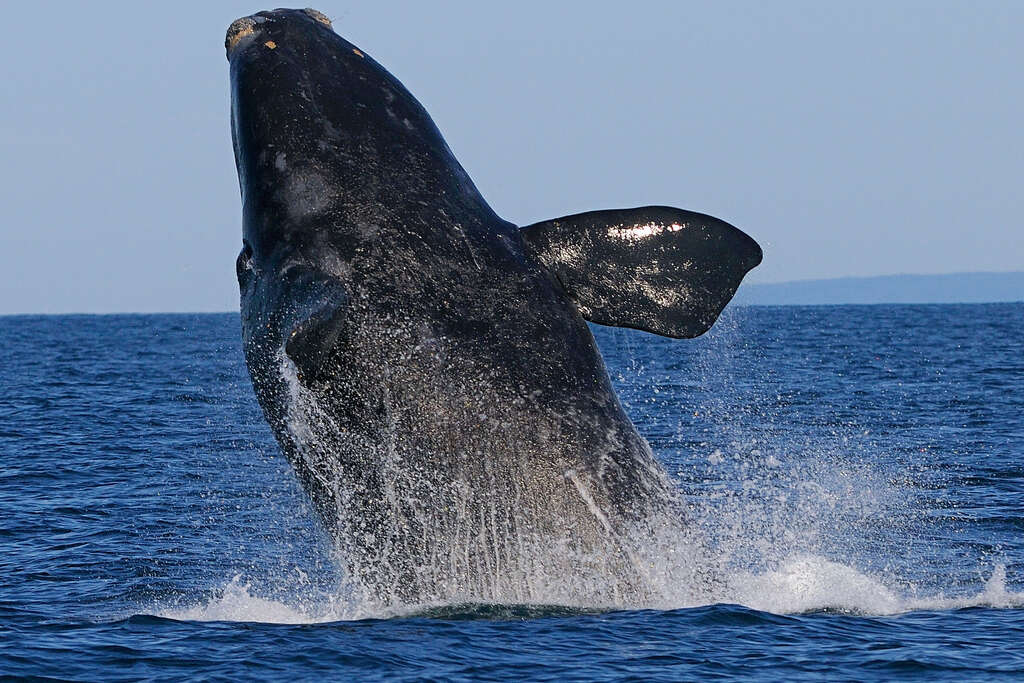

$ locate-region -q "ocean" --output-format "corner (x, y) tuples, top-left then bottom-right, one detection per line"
(1, 304), (1022, 680)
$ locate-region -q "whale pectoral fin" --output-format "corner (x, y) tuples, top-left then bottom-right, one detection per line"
(284, 301), (348, 383)
(521, 206), (762, 338)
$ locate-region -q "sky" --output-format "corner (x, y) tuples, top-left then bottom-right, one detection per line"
(1, 1), (1021, 314)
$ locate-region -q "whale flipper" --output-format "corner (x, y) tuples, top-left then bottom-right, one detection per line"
(521, 206), (762, 338)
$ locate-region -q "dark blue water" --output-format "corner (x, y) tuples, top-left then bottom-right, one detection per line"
(2, 304), (1022, 680)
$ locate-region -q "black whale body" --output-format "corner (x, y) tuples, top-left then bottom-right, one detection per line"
(226, 8), (761, 606)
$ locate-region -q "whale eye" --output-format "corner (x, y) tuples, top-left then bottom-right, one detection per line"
(236, 241), (254, 283)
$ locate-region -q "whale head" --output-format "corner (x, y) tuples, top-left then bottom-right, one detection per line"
(226, 8), (493, 292)
(226, 8), (511, 438)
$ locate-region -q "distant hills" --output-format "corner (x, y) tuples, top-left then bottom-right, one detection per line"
(733, 271), (1024, 306)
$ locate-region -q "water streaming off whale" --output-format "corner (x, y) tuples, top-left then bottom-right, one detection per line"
(276, 343), (718, 608)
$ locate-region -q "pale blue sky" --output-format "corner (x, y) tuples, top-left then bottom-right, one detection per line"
(1, 1), (1020, 313)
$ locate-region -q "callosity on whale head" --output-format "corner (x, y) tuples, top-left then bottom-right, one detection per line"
(227, 8), (761, 607)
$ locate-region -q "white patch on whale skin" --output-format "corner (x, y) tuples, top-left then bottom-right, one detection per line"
(638, 280), (695, 310)
(564, 469), (614, 535)
(321, 250), (353, 281)
(280, 169), (334, 221)
(607, 222), (686, 241)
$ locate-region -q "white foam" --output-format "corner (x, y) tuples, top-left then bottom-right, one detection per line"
(153, 559), (1021, 624)
(158, 575), (357, 624)
(902, 564), (1024, 612)
(718, 556), (1024, 616)
(725, 555), (903, 614)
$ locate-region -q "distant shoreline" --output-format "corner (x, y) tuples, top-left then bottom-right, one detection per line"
(734, 271), (1024, 306)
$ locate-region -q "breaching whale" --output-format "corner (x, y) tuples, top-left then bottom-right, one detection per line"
(226, 8), (761, 607)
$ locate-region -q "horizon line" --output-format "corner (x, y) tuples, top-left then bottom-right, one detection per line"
(2, 270), (1022, 316)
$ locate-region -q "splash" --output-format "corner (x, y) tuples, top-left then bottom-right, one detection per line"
(196, 315), (1020, 621)
(160, 576), (351, 624)
(727, 555), (903, 614)
(728, 558), (1023, 615)
(269, 345), (723, 610)
(157, 560), (1021, 624)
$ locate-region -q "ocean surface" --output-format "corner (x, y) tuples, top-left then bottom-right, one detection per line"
(1, 304), (1022, 680)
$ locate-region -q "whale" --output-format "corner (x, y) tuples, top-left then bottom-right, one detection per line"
(226, 8), (761, 607)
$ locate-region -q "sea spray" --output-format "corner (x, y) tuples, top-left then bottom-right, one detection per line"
(274, 345), (722, 609)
